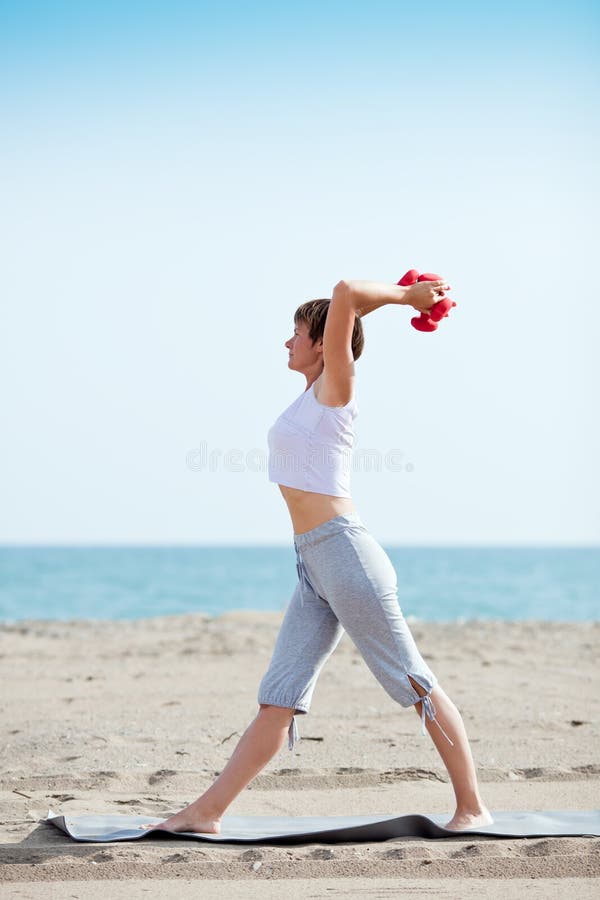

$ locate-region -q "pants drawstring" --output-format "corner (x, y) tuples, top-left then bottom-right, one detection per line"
(288, 546), (307, 749)
(288, 715), (300, 751)
(419, 692), (455, 746)
(294, 543), (309, 608)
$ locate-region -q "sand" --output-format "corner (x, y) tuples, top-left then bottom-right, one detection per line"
(0, 613), (599, 897)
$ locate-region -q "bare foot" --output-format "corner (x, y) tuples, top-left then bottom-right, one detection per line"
(444, 807), (494, 832)
(139, 802), (221, 835)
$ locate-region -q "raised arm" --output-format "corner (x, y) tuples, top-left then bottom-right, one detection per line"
(345, 278), (450, 318)
(318, 278), (451, 406)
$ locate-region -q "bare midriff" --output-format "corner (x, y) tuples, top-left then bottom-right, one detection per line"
(278, 484), (357, 535)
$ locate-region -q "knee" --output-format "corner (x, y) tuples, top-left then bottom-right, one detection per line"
(406, 674), (443, 714)
(258, 703), (295, 724)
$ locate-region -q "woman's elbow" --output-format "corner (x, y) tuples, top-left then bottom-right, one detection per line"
(332, 279), (354, 300)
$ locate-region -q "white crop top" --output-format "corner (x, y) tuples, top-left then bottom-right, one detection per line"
(267, 382), (359, 498)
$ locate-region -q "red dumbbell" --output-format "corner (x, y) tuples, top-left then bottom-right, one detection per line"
(398, 269), (457, 332)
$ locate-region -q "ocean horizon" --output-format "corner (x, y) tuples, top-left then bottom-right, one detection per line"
(0, 545), (598, 624)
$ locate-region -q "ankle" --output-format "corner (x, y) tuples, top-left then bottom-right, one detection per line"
(189, 796), (223, 821)
(455, 796), (486, 816)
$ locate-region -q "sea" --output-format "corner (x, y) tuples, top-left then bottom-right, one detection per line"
(0, 546), (598, 623)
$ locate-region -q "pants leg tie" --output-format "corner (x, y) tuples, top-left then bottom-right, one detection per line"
(420, 692), (455, 746)
(288, 715), (300, 751)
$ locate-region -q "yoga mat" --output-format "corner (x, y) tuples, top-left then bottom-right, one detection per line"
(46, 809), (600, 844)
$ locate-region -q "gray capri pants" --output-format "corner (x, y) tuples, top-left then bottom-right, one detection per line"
(257, 512), (453, 751)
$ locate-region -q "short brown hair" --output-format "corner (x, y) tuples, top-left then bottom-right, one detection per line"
(294, 298), (364, 361)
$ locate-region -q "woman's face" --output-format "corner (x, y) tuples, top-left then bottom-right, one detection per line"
(285, 319), (322, 372)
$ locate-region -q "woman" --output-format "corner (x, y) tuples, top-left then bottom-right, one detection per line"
(143, 277), (493, 834)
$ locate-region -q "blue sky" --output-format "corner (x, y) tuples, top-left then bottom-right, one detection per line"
(1, 1), (598, 544)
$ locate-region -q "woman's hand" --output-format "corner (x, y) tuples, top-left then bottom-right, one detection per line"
(403, 280), (450, 313)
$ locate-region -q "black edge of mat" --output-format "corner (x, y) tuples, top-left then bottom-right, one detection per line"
(45, 810), (600, 844)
